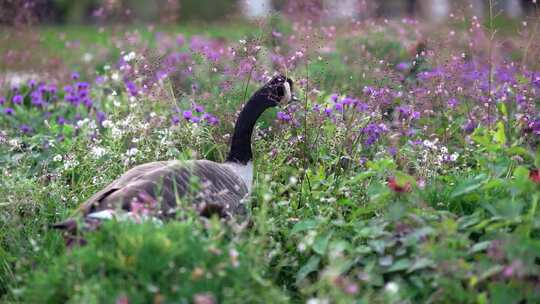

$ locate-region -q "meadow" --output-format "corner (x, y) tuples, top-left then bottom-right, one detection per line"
(1, 11), (540, 304)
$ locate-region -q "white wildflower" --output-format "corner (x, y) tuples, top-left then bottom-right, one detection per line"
(8, 138), (20, 148)
(111, 127), (122, 137)
(91, 146), (106, 158)
(102, 120), (113, 128)
(53, 154), (62, 162)
(126, 148), (138, 157)
(306, 299), (329, 304)
(289, 176), (298, 186)
(83, 53), (93, 63)
(123, 51), (136, 62)
(385, 282), (399, 294)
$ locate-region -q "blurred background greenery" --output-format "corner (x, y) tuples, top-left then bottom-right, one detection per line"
(0, 0), (537, 25)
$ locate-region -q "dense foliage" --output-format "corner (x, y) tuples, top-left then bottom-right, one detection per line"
(1, 10), (540, 303)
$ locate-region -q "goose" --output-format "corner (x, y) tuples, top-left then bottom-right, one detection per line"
(53, 75), (296, 244)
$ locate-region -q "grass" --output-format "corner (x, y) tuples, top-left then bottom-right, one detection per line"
(1, 15), (540, 303)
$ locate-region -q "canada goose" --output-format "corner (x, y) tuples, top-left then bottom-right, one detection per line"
(53, 75), (296, 244)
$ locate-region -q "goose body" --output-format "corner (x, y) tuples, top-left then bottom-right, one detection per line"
(80, 160), (250, 220)
(53, 75), (295, 241)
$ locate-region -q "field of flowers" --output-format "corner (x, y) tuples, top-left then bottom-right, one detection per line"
(1, 9), (540, 304)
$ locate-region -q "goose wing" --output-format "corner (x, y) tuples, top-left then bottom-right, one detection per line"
(77, 160), (249, 218)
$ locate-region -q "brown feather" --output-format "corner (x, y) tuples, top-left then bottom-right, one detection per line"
(76, 160), (248, 220)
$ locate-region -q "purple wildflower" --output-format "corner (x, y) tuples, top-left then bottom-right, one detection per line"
(194, 104), (204, 113)
(4, 107), (15, 115)
(448, 98), (459, 108)
(207, 115), (219, 126)
(171, 115), (180, 125)
(324, 108), (333, 116)
(96, 111), (106, 125)
(463, 120), (477, 133)
(13, 94), (23, 105)
(330, 94), (339, 102)
(532, 74), (540, 87)
(272, 30), (283, 38)
(37, 84), (47, 95)
(502, 260), (524, 279)
(31, 91), (44, 107)
(77, 82), (89, 91)
(277, 111), (291, 122)
(95, 76), (106, 85)
(176, 34), (185, 47)
(78, 90), (88, 99)
(20, 124), (32, 134)
(397, 106), (411, 118)
(47, 84), (58, 95)
(515, 94), (526, 105)
(527, 119), (540, 135)
(83, 98), (93, 108)
(125, 81), (138, 97)
(57, 116), (66, 125)
(182, 110), (193, 120)
(341, 97), (354, 106)
(362, 123), (388, 146)
(396, 62), (409, 71)
(71, 72), (80, 80)
(0, 97), (5, 105)
(355, 101), (368, 112)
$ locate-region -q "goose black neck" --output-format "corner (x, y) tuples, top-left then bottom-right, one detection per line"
(226, 95), (272, 164)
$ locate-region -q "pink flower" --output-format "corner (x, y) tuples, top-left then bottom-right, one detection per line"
(387, 177), (411, 193)
(530, 169), (540, 184)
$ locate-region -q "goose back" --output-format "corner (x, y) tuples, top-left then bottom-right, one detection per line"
(79, 160), (249, 219)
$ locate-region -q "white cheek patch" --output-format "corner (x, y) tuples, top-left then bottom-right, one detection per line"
(282, 81), (292, 103)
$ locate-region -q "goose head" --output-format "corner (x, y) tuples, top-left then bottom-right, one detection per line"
(253, 74), (298, 108)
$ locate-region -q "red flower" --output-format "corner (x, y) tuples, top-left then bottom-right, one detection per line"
(530, 169), (540, 184)
(387, 177), (412, 193)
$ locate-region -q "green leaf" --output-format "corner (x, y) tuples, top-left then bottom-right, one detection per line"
(513, 166), (530, 182)
(493, 121), (506, 146)
(368, 240), (387, 254)
(313, 232), (333, 255)
(468, 241), (491, 254)
(478, 265), (503, 282)
(386, 258), (411, 272)
(291, 219), (319, 235)
(355, 245), (372, 254)
(350, 171), (376, 183)
(296, 256), (321, 284)
(535, 148), (540, 169)
(394, 171), (416, 187)
(506, 146), (530, 158)
(489, 282), (522, 304)
(482, 179), (504, 190)
(497, 102), (508, 117)
(451, 174), (488, 198)
(407, 258), (435, 273)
